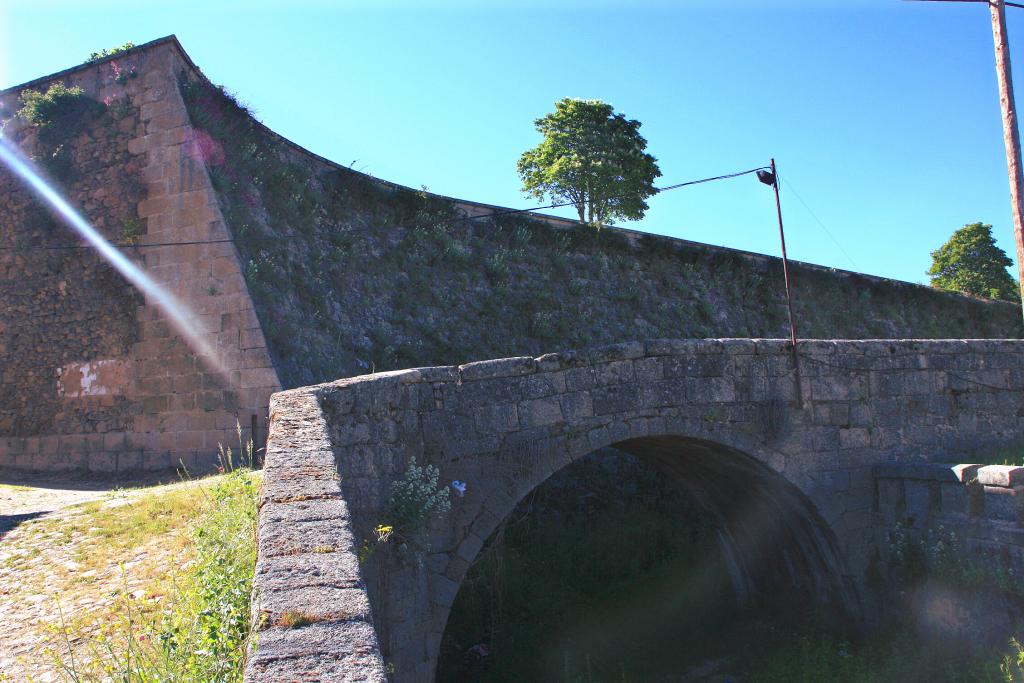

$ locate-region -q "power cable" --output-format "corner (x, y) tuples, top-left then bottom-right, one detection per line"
(0, 165), (769, 252)
(778, 174), (860, 271)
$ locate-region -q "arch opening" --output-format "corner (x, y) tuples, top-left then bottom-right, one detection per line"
(435, 435), (858, 681)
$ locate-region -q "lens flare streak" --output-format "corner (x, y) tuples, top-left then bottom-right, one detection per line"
(0, 137), (225, 374)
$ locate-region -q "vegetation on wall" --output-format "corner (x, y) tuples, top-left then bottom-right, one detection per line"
(178, 72), (1021, 390)
(85, 42), (136, 63)
(17, 83), (105, 180)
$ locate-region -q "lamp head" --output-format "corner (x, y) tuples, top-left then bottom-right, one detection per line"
(757, 169), (776, 187)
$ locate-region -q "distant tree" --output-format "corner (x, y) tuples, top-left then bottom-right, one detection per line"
(517, 98), (661, 228)
(927, 222), (1019, 301)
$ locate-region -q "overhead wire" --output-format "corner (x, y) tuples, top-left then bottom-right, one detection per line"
(0, 165), (769, 252)
(778, 174), (860, 271)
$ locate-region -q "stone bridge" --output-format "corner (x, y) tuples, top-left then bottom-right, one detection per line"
(244, 338), (1024, 682)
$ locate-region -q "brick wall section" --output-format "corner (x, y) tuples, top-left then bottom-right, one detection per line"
(0, 38), (281, 472)
(246, 387), (385, 682)
(252, 338), (1024, 681)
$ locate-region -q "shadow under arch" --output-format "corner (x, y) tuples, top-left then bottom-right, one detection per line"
(430, 434), (863, 680)
(611, 435), (860, 613)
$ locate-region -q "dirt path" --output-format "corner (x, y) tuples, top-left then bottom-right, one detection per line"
(0, 471), (204, 682)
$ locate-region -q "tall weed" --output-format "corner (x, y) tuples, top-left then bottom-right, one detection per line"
(48, 443), (259, 682)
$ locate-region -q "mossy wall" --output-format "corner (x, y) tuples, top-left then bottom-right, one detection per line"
(179, 76), (1022, 390)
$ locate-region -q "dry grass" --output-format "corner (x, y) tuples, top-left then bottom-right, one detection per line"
(0, 472), (259, 682)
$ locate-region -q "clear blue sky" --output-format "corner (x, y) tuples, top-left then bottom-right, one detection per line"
(3, 0), (1023, 285)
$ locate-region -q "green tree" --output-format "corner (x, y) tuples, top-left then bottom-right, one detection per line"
(518, 98), (661, 228)
(927, 222), (1019, 301)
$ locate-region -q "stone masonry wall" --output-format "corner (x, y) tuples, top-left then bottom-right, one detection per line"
(246, 386), (386, 682)
(0, 38), (281, 472)
(4, 35), (1022, 473)
(875, 461), (1024, 573)
(872, 461), (1024, 645)
(176, 68), (1022, 392)
(252, 338), (1024, 681)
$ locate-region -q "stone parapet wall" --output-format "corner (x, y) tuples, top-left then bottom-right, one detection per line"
(875, 461), (1024, 568)
(245, 387), (385, 683)
(252, 338), (1024, 681)
(0, 38), (281, 472)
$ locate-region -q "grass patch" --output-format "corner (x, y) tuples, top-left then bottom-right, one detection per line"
(969, 444), (1024, 467)
(747, 623), (1016, 683)
(277, 611), (317, 629)
(49, 486), (198, 576)
(44, 467), (259, 682)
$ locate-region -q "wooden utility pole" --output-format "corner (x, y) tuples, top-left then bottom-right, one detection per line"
(989, 0), (1024, 316)
(908, 0), (1024, 320)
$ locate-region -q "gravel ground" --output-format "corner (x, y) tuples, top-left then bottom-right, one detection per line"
(0, 469), (194, 682)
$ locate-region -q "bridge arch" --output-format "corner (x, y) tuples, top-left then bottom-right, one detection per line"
(321, 340), (890, 680)
(422, 430), (859, 680)
(463, 432), (854, 606)
(250, 339), (1024, 682)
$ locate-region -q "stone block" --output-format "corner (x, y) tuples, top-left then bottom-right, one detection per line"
(455, 532), (485, 564)
(246, 650), (387, 683)
(459, 357), (535, 381)
(255, 584), (372, 626)
(903, 479), (935, 525)
(258, 514), (355, 559)
(939, 482), (970, 517)
(564, 366), (599, 392)
(560, 391), (594, 419)
(591, 384), (641, 415)
(594, 360), (637, 386)
(663, 355), (727, 378)
(473, 403), (518, 434)
(645, 339), (701, 356)
(238, 327), (267, 350)
(520, 372), (566, 399)
(978, 465), (1024, 488)
(579, 341), (645, 363)
(839, 427), (871, 449)
(249, 621), (383, 665)
(432, 573), (460, 607)
(634, 357), (664, 382)
(873, 462), (967, 482)
(983, 485), (1024, 523)
(535, 353), (565, 372)
(951, 463), (983, 483)
(260, 468), (342, 506)
(255, 552), (363, 592)
(518, 397), (563, 428)
(88, 452), (119, 473)
(811, 376), (854, 401)
(691, 377), (735, 403)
